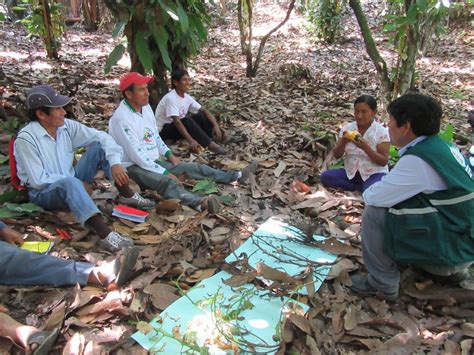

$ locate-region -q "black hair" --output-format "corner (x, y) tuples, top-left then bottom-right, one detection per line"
(27, 107), (52, 121)
(171, 69), (189, 89)
(122, 84), (135, 99)
(354, 95), (377, 111)
(388, 93), (442, 136)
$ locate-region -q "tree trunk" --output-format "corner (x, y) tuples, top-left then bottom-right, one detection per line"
(41, 0), (59, 59)
(237, 0), (251, 56)
(150, 61), (168, 109)
(250, 0), (295, 77)
(349, 0), (392, 102)
(83, 0), (99, 32)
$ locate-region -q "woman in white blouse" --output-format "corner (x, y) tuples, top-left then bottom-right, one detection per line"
(321, 95), (390, 192)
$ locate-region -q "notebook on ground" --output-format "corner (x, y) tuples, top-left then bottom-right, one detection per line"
(112, 204), (149, 223)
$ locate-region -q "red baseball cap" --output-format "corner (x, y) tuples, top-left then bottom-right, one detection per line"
(119, 72), (153, 91)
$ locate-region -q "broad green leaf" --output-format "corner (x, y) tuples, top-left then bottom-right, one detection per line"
(104, 43), (126, 74)
(176, 2), (189, 32)
(389, 145), (400, 159)
(439, 124), (454, 144)
(218, 195), (235, 205)
(416, 0), (428, 12)
(6, 202), (43, 213)
(0, 12), (6, 21)
(0, 190), (28, 204)
(150, 25), (172, 70)
(158, 0), (179, 21)
(135, 31), (153, 73)
(192, 179), (218, 194)
(328, 158), (344, 170)
(0, 207), (22, 218)
(112, 21), (127, 38)
(406, 3), (418, 25)
(0, 154), (8, 164)
(189, 15), (207, 41)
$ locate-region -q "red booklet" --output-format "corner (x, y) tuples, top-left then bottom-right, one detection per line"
(112, 204), (149, 222)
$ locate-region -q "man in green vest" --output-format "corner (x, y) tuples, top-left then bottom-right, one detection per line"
(350, 93), (473, 301)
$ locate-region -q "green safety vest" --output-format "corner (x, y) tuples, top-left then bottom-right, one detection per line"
(384, 135), (474, 265)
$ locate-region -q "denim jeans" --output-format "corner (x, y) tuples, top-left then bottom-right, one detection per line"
(127, 161), (238, 208)
(28, 142), (111, 225)
(0, 241), (94, 286)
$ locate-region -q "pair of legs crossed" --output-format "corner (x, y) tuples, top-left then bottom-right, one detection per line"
(321, 168), (385, 192)
(127, 161), (239, 209)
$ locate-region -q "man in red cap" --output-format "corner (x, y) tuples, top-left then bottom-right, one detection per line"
(14, 84), (155, 252)
(109, 72), (257, 213)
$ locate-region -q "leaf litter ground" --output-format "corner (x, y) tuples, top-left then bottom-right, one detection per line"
(0, 2), (473, 354)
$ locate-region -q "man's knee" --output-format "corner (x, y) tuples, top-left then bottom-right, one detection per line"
(54, 177), (88, 197)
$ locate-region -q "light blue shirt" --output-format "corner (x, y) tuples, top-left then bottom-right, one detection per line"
(363, 136), (447, 207)
(14, 119), (123, 190)
(0, 221), (5, 230)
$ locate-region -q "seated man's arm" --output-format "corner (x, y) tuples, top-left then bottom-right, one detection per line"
(113, 120), (168, 175)
(154, 131), (180, 165)
(14, 136), (67, 190)
(66, 120), (122, 167)
(363, 155), (447, 207)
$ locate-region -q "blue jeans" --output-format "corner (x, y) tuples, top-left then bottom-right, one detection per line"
(0, 241), (93, 286)
(28, 143), (111, 225)
(127, 161), (238, 208)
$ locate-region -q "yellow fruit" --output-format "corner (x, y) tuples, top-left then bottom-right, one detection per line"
(343, 130), (361, 141)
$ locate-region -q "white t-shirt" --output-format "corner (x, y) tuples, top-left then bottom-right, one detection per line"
(340, 120), (390, 181)
(155, 89), (201, 131)
(109, 100), (171, 175)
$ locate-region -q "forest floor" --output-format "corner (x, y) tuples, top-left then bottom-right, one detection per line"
(0, 1), (473, 354)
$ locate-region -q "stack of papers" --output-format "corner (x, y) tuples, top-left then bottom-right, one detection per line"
(112, 204), (149, 223)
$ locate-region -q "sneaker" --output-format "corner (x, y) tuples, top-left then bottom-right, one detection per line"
(350, 273), (398, 302)
(239, 160), (258, 184)
(99, 231), (134, 253)
(119, 192), (155, 210)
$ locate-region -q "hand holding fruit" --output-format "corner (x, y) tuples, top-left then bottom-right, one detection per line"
(343, 130), (361, 141)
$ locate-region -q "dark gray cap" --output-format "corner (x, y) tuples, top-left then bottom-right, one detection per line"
(26, 85), (72, 110)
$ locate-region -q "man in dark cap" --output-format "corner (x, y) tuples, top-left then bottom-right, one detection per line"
(13, 84), (154, 252)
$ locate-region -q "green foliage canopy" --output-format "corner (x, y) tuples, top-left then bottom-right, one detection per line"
(104, 0), (209, 75)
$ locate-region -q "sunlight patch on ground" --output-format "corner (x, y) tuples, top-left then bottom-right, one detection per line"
(117, 54), (131, 69)
(31, 61), (52, 70)
(0, 50), (28, 60)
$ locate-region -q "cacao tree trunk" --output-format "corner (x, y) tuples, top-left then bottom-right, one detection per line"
(41, 0), (59, 59)
(83, 0), (99, 32)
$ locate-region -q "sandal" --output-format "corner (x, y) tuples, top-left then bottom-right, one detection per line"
(27, 328), (60, 355)
(114, 246), (140, 287)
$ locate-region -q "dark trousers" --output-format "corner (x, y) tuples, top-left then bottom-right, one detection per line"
(160, 111), (213, 147)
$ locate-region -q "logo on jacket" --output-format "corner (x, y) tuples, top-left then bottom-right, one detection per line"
(143, 127), (154, 143)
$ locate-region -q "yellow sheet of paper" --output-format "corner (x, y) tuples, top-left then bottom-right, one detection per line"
(21, 241), (53, 254)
